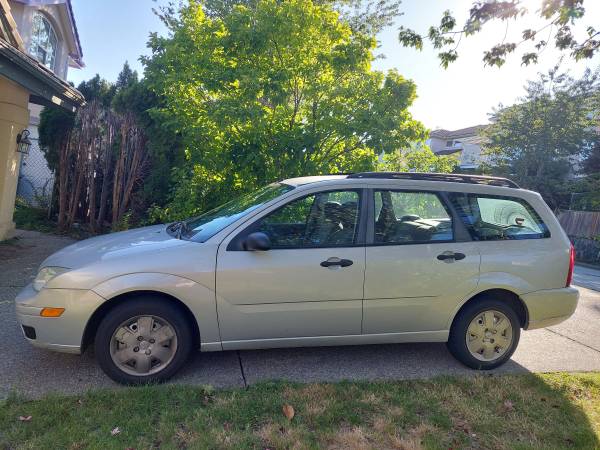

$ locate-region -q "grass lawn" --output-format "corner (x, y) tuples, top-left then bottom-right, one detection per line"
(1, 372), (599, 449)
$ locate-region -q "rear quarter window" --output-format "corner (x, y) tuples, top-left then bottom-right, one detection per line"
(448, 193), (550, 241)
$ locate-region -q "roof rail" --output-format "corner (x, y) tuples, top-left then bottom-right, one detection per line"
(346, 172), (520, 188)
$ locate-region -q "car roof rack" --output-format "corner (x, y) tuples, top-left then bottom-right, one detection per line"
(346, 172), (520, 188)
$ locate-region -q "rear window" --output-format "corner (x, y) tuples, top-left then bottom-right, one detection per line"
(448, 193), (550, 241)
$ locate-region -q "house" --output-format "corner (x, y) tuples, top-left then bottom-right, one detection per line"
(0, 0), (84, 240)
(8, 0), (83, 206)
(428, 125), (487, 170)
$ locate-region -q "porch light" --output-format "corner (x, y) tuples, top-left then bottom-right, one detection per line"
(16, 129), (32, 154)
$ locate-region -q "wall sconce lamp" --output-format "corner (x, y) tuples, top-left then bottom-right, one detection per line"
(16, 129), (32, 155)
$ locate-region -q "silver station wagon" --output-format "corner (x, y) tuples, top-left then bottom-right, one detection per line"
(16, 172), (578, 384)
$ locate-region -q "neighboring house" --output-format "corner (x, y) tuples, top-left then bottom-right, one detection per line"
(0, 0), (84, 240)
(428, 125), (487, 170)
(8, 0), (83, 205)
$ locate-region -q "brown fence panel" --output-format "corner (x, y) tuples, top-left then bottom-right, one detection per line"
(558, 210), (600, 238)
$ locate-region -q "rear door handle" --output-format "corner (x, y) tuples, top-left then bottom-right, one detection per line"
(437, 252), (466, 261)
(320, 258), (353, 268)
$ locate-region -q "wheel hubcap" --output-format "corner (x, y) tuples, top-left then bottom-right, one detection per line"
(465, 310), (513, 362)
(109, 315), (178, 376)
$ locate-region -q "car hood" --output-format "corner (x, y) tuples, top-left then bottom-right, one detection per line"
(41, 225), (188, 270)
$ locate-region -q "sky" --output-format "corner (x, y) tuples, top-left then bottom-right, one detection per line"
(68, 0), (600, 131)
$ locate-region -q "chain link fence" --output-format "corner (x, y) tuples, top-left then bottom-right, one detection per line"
(16, 133), (54, 209)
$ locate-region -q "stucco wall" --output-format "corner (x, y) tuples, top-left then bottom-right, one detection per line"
(0, 77), (30, 240)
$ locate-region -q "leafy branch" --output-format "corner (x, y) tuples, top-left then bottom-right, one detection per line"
(398, 0), (597, 68)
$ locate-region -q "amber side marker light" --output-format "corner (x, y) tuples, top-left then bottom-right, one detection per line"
(40, 307), (65, 317)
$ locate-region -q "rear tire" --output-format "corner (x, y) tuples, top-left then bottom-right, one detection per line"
(95, 297), (193, 385)
(447, 296), (520, 370)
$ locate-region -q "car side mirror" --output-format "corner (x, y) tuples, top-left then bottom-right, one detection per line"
(245, 232), (271, 251)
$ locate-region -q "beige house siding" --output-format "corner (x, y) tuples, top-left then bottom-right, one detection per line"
(428, 125), (488, 170)
(0, 77), (30, 238)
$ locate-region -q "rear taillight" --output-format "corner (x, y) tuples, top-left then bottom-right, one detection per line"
(566, 243), (575, 287)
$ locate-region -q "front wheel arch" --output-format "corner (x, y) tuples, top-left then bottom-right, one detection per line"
(81, 290), (200, 352)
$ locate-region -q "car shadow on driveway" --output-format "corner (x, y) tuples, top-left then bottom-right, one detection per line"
(175, 341), (531, 391)
(230, 342), (528, 386)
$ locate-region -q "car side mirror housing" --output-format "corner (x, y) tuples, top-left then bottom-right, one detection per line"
(245, 232), (271, 251)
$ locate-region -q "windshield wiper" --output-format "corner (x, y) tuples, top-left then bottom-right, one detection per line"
(168, 221), (189, 239)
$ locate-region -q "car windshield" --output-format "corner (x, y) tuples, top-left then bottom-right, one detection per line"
(172, 183), (295, 242)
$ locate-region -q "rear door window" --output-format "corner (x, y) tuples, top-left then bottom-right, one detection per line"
(448, 193), (550, 240)
(374, 190), (453, 244)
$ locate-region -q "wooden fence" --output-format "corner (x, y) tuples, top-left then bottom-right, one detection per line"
(558, 210), (600, 238)
(558, 210), (600, 264)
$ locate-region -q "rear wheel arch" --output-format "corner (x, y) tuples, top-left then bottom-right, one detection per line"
(453, 288), (528, 330)
(81, 290), (200, 352)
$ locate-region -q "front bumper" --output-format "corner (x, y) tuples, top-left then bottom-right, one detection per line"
(15, 283), (105, 354)
(522, 286), (579, 330)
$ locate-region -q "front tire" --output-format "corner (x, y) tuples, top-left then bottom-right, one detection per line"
(447, 297), (521, 370)
(95, 297), (193, 385)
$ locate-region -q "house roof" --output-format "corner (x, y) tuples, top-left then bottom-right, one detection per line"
(429, 125), (487, 140)
(0, 0), (23, 49)
(0, 37), (84, 110)
(0, 0), (84, 110)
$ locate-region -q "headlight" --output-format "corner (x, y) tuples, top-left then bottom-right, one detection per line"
(33, 267), (70, 291)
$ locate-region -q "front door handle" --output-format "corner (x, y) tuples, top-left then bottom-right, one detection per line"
(437, 252), (466, 261)
(320, 257), (353, 268)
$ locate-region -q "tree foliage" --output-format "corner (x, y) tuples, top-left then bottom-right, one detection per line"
(379, 144), (457, 173)
(38, 63), (182, 231)
(144, 0), (425, 219)
(157, 0), (402, 35)
(582, 139), (600, 174)
(38, 107), (74, 173)
(482, 67), (599, 208)
(399, 0), (600, 68)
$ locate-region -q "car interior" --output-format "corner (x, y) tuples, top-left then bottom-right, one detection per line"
(374, 191), (453, 243)
(257, 192), (359, 248)
(450, 193), (546, 240)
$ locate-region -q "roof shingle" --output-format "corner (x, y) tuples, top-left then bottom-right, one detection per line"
(429, 125), (487, 139)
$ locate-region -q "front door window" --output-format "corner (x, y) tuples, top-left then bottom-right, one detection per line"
(254, 190), (360, 248)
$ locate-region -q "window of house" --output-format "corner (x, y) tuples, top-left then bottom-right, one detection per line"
(374, 190), (453, 244)
(252, 190), (360, 249)
(29, 13), (58, 71)
(448, 193), (550, 240)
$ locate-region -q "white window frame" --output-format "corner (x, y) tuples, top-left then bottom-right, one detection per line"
(28, 12), (58, 71)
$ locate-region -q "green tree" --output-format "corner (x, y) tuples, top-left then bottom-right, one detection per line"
(482, 67), (599, 208)
(112, 69), (185, 211)
(114, 61), (138, 91)
(582, 139), (600, 174)
(144, 0), (426, 218)
(379, 144), (457, 173)
(399, 0), (599, 68)
(76, 74), (115, 106)
(38, 107), (75, 172)
(157, 0), (402, 35)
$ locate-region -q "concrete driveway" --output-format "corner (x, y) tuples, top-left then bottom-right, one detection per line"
(1, 230), (599, 399)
